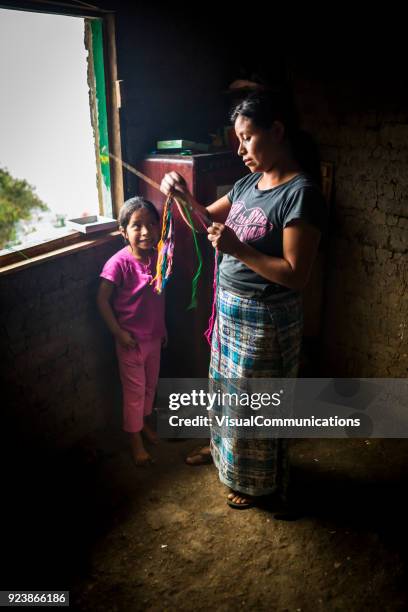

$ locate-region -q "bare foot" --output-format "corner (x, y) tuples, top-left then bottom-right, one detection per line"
(133, 448), (153, 466)
(130, 432), (153, 466)
(185, 445), (212, 466)
(142, 422), (159, 445)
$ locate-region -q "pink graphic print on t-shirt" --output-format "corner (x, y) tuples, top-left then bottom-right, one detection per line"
(226, 200), (273, 242)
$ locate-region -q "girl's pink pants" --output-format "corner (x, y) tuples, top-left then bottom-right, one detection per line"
(116, 338), (161, 433)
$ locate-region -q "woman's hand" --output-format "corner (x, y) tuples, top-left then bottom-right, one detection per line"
(160, 171), (191, 200)
(207, 223), (242, 256)
(115, 328), (137, 349)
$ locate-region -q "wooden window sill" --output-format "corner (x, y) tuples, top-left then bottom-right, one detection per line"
(0, 230), (121, 277)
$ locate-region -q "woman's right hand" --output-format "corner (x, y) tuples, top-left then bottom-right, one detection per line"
(115, 328), (137, 349)
(160, 171), (191, 200)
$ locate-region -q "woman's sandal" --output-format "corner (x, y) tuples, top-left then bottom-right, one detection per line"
(227, 491), (255, 509)
(184, 445), (213, 466)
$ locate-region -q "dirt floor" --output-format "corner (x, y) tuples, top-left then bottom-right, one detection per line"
(3, 435), (408, 611)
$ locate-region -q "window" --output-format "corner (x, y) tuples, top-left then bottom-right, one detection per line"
(0, 6), (122, 265)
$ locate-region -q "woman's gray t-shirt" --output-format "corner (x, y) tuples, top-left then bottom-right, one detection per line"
(219, 172), (327, 298)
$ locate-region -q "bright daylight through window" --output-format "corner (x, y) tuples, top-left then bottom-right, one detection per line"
(0, 8), (111, 257)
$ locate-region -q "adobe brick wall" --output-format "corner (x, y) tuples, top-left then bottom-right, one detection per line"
(294, 78), (408, 376)
(1, 237), (123, 450)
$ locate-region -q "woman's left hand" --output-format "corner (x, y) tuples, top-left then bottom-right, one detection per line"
(207, 223), (242, 255)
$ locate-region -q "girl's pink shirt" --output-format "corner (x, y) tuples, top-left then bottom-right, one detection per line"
(100, 246), (166, 340)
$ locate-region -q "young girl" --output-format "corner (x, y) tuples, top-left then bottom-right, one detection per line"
(97, 197), (166, 466)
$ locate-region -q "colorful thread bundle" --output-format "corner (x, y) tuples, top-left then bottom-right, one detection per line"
(151, 194), (175, 294)
(152, 196), (206, 310)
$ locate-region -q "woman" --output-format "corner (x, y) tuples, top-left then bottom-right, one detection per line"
(160, 91), (327, 508)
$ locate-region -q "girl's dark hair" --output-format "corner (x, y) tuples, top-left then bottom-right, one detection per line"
(230, 90), (322, 186)
(118, 196), (160, 231)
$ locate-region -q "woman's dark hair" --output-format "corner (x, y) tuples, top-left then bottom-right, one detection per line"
(230, 90), (322, 186)
(118, 196), (160, 231)
(231, 90), (298, 132)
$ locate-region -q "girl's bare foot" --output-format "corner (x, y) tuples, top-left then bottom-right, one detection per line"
(133, 448), (153, 466)
(130, 432), (153, 466)
(142, 422), (159, 445)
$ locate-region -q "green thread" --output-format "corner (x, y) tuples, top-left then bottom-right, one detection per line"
(183, 205), (203, 310)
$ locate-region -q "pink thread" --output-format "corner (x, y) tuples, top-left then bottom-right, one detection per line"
(194, 209), (210, 231)
(204, 250), (219, 349)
